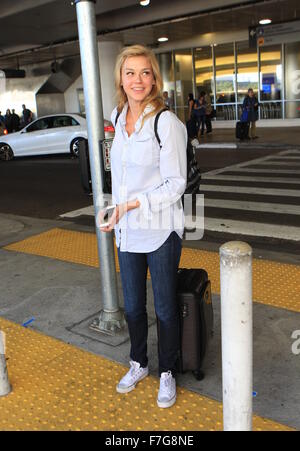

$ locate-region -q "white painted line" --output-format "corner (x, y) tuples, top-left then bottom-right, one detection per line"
(197, 143), (237, 149)
(222, 167), (300, 174)
(204, 217), (300, 241)
(269, 156), (300, 160)
(201, 184), (300, 197)
(201, 174), (300, 184)
(249, 161), (300, 166)
(60, 205), (94, 218)
(205, 198), (300, 215)
(201, 152), (286, 176)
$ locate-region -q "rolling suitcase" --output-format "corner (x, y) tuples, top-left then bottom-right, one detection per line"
(177, 268), (214, 380)
(236, 121), (249, 140)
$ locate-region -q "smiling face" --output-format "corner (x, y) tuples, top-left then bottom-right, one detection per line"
(121, 55), (155, 107)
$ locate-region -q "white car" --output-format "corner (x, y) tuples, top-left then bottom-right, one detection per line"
(0, 113), (114, 161)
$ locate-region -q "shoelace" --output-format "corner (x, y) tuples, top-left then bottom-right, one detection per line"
(161, 371), (173, 393)
(129, 361), (141, 377)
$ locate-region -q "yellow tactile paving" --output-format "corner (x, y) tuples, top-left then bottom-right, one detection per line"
(4, 228), (300, 313)
(0, 318), (294, 431)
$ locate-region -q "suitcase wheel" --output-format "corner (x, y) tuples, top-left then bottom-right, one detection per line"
(193, 370), (204, 381)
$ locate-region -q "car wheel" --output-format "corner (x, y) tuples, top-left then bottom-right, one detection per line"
(70, 138), (86, 158)
(0, 143), (14, 161)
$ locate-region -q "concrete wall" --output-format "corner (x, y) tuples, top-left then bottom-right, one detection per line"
(0, 70), (49, 119)
(36, 93), (66, 117)
(64, 41), (123, 120)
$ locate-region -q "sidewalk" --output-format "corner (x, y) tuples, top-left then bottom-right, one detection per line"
(0, 213), (299, 431)
(195, 125), (300, 149)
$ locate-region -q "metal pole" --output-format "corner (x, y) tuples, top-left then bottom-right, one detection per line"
(74, 0), (125, 334)
(0, 331), (11, 397)
(219, 241), (253, 431)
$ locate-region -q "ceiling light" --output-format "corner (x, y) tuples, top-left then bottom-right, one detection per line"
(140, 0), (150, 6)
(259, 18), (272, 25)
(158, 37), (168, 42)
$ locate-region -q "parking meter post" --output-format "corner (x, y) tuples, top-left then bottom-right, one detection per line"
(74, 0), (125, 334)
(219, 241), (253, 431)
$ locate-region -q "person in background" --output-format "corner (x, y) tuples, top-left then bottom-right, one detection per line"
(243, 88), (259, 139)
(4, 109), (12, 133)
(0, 111), (5, 126)
(194, 94), (206, 137)
(186, 93), (199, 146)
(11, 109), (20, 132)
(22, 104), (33, 125)
(162, 91), (173, 111)
(200, 90), (213, 134)
(99, 44), (187, 409)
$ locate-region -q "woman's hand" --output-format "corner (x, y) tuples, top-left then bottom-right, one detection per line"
(98, 204), (122, 233)
(98, 199), (140, 233)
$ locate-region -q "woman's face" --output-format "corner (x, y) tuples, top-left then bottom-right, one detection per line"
(121, 55), (155, 106)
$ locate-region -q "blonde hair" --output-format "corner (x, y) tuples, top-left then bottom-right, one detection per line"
(114, 44), (165, 125)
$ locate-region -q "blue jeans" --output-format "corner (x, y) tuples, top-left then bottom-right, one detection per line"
(117, 232), (182, 376)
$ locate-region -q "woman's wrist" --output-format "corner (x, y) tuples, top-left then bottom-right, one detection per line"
(125, 199), (140, 212)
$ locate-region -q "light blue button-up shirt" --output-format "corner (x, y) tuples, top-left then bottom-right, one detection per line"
(110, 103), (187, 253)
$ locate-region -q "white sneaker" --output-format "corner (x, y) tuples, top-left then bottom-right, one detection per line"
(157, 371), (176, 408)
(116, 360), (149, 394)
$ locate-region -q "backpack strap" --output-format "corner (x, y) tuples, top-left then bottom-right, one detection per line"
(154, 108), (169, 148)
(114, 111), (120, 127)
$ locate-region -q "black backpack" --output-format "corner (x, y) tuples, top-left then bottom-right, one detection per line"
(115, 108), (201, 195)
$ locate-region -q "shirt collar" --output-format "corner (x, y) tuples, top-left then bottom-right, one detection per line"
(119, 103), (155, 132)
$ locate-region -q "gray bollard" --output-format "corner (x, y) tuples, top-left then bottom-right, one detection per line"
(0, 331), (11, 397)
(220, 241), (253, 431)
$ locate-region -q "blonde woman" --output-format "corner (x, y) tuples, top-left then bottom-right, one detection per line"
(99, 45), (187, 408)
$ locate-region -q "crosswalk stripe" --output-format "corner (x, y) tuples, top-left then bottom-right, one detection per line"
(201, 174), (300, 184)
(204, 198), (300, 215)
(201, 184), (300, 197)
(224, 167), (300, 173)
(203, 217), (300, 241)
(249, 161), (300, 166)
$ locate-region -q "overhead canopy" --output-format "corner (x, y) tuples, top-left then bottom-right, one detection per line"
(0, 0), (300, 68)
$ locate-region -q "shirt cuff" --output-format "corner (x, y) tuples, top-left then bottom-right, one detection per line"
(136, 193), (153, 221)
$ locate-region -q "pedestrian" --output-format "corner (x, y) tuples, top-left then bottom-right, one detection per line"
(11, 109), (20, 132)
(162, 90), (173, 110)
(4, 109), (12, 133)
(0, 111), (5, 126)
(194, 94), (206, 137)
(99, 44), (187, 409)
(242, 88), (259, 139)
(22, 104), (33, 125)
(200, 90), (213, 134)
(186, 93), (199, 146)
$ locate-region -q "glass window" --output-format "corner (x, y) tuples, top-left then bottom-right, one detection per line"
(194, 46), (213, 99)
(215, 43), (236, 104)
(260, 45), (282, 101)
(26, 117), (52, 132)
(52, 115), (79, 128)
(236, 41), (258, 103)
(174, 49), (193, 122)
(157, 52), (175, 112)
(285, 42), (300, 118)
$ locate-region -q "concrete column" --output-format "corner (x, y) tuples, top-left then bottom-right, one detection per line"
(98, 41), (123, 120)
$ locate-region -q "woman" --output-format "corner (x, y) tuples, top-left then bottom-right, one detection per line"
(242, 88), (259, 139)
(186, 93), (199, 146)
(193, 94), (206, 137)
(99, 45), (187, 409)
